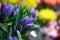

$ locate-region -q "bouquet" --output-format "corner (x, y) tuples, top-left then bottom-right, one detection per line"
(0, 0), (58, 40)
(0, 2), (41, 40)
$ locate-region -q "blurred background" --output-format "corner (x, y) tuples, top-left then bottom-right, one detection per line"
(0, 0), (60, 40)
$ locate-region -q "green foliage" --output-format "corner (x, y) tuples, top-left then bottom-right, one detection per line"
(17, 30), (22, 40)
(0, 23), (8, 32)
(15, 4), (23, 26)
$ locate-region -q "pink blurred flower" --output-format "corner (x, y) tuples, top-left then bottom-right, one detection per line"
(42, 21), (59, 38)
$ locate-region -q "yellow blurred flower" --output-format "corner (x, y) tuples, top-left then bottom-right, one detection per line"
(4, 0), (21, 4)
(37, 9), (57, 21)
(9, 0), (18, 4)
(24, 0), (37, 8)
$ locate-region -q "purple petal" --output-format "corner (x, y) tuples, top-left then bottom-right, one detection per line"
(13, 26), (16, 32)
(13, 36), (17, 40)
(24, 16), (29, 20)
(25, 20), (32, 25)
(26, 23), (33, 27)
(13, 10), (18, 16)
(29, 7), (38, 16)
(18, 25), (22, 32)
(21, 16), (33, 27)
(4, 4), (13, 16)
(7, 36), (13, 40)
(21, 16), (29, 22)
(13, 8), (18, 16)
(1, 2), (6, 8)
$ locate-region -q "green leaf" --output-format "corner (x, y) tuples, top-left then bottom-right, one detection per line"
(0, 31), (3, 40)
(17, 30), (22, 40)
(32, 21), (40, 29)
(9, 27), (12, 36)
(5, 16), (16, 22)
(7, 22), (12, 26)
(15, 4), (23, 26)
(0, 23), (8, 32)
(32, 24), (40, 29)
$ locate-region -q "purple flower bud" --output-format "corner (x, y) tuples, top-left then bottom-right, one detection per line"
(21, 16), (33, 27)
(13, 26), (16, 32)
(18, 25), (22, 32)
(4, 4), (13, 16)
(26, 23), (33, 27)
(29, 7), (37, 16)
(1, 2), (6, 8)
(13, 8), (18, 16)
(25, 18), (33, 24)
(13, 36), (17, 40)
(7, 36), (13, 40)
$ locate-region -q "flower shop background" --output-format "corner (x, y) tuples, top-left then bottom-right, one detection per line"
(0, 0), (60, 40)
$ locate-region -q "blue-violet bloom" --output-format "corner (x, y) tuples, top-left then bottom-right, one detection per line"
(7, 36), (13, 40)
(4, 4), (13, 16)
(21, 16), (33, 27)
(29, 7), (37, 16)
(13, 36), (17, 40)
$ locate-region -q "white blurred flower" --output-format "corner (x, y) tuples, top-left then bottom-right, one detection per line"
(30, 30), (37, 38)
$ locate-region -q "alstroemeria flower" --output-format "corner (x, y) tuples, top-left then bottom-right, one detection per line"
(4, 4), (13, 16)
(29, 7), (38, 20)
(21, 16), (33, 27)
(2, 3), (13, 16)
(1, 2), (6, 8)
(29, 7), (37, 16)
